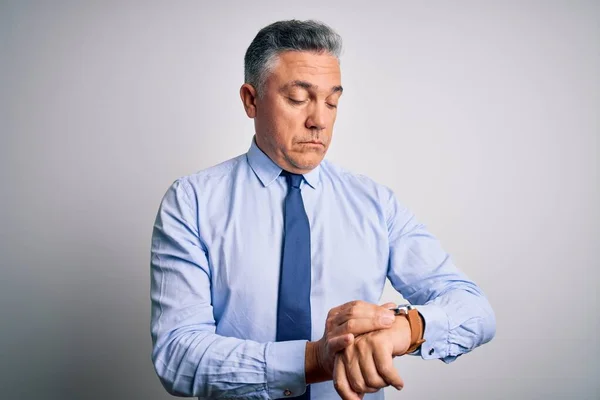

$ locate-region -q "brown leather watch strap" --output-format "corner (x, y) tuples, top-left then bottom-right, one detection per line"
(403, 308), (426, 354)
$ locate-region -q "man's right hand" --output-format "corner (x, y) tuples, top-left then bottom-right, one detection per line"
(305, 301), (397, 384)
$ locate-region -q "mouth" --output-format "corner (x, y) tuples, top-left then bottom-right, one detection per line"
(299, 141), (325, 147)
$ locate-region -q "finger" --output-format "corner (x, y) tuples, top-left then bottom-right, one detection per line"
(328, 300), (380, 320)
(329, 300), (395, 323)
(329, 315), (394, 337)
(326, 301), (365, 330)
(327, 300), (362, 319)
(380, 301), (396, 309)
(372, 346), (404, 391)
(327, 301), (395, 334)
(327, 333), (354, 354)
(346, 343), (379, 394)
(334, 354), (362, 400)
(357, 345), (387, 390)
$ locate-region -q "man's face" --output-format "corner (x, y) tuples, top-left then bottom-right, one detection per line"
(251, 51), (342, 173)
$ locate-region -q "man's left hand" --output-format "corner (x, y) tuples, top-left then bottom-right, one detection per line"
(332, 314), (412, 399)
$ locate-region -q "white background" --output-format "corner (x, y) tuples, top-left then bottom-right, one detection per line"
(1, 1), (598, 399)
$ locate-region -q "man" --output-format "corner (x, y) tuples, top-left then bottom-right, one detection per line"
(150, 20), (495, 399)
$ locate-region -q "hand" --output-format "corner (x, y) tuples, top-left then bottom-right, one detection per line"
(333, 314), (412, 399)
(305, 301), (397, 383)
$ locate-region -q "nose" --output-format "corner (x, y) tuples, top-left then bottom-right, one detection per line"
(305, 103), (327, 131)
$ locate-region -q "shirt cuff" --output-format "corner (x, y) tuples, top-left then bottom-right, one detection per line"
(265, 340), (307, 399)
(414, 304), (450, 360)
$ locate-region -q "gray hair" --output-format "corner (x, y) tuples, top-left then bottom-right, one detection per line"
(244, 20), (343, 97)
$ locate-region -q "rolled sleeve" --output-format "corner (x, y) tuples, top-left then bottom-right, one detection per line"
(265, 340), (307, 399)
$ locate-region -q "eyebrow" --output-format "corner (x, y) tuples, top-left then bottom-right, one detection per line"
(282, 80), (344, 94)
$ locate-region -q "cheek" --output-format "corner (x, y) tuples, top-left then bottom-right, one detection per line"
(330, 110), (338, 124)
(259, 103), (294, 135)
(273, 106), (306, 134)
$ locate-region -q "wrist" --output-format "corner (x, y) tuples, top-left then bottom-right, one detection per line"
(391, 315), (412, 356)
(305, 341), (330, 384)
(389, 304), (426, 355)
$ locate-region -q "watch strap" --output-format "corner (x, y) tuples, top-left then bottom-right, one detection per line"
(403, 308), (426, 354)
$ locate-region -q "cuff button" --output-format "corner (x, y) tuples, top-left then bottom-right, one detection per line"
(429, 348), (434, 355)
(283, 389), (292, 396)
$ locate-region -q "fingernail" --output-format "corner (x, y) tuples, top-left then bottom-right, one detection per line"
(380, 314), (394, 325)
(395, 385), (403, 391)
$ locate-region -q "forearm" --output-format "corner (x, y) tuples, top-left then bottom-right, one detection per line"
(385, 192), (496, 363)
(153, 327), (306, 398)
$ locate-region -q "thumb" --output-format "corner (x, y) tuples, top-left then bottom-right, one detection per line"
(328, 333), (355, 353)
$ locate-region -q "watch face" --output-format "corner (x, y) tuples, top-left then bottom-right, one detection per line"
(391, 304), (414, 315)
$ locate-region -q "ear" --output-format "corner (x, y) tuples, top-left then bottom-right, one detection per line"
(240, 83), (258, 118)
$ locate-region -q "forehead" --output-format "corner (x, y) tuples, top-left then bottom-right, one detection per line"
(267, 51), (341, 90)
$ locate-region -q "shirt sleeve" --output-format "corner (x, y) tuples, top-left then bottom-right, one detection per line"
(385, 192), (496, 363)
(150, 178), (307, 398)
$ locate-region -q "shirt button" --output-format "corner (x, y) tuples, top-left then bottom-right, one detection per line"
(429, 348), (434, 355)
(283, 389), (292, 396)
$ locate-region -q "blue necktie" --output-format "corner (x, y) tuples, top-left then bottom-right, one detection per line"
(277, 171), (312, 399)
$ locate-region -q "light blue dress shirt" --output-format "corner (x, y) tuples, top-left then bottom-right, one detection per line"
(150, 138), (496, 399)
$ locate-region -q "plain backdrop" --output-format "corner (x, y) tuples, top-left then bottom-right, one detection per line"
(1, 1), (598, 399)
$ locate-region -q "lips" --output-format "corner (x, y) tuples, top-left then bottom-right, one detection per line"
(300, 141), (324, 146)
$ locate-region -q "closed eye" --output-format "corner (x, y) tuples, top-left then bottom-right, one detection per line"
(288, 98), (307, 105)
(326, 103), (338, 109)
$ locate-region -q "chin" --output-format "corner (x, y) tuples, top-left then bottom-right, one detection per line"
(291, 156), (323, 171)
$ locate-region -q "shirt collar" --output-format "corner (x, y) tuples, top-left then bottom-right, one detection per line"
(246, 136), (321, 189)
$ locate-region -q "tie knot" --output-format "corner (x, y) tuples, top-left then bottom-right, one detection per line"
(281, 171), (303, 189)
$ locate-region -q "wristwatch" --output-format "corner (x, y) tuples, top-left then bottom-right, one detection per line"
(389, 304), (426, 354)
